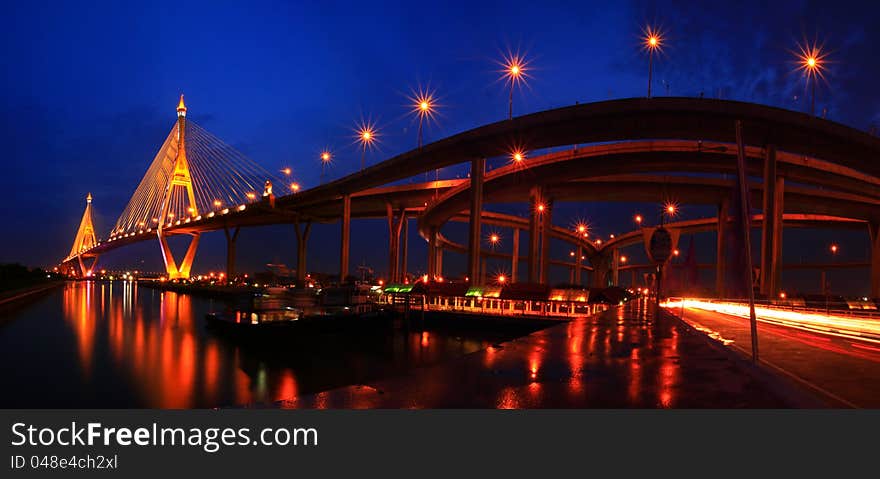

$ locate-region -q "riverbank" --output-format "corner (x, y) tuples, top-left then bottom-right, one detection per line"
(0, 281), (64, 308)
(136, 280), (260, 299)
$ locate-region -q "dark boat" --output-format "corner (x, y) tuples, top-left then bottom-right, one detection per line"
(205, 287), (304, 336)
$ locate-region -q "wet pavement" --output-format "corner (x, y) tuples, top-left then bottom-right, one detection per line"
(677, 306), (880, 408)
(280, 299), (789, 408)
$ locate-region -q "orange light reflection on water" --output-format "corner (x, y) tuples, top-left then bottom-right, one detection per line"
(60, 282), (303, 408)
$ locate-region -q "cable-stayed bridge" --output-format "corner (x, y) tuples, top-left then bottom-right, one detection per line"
(60, 96), (880, 298)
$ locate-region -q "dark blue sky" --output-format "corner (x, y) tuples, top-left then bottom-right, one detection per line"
(2, 1), (878, 294)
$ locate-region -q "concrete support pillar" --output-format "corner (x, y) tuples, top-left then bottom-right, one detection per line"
(401, 216), (409, 283)
(716, 198), (730, 297)
(511, 228), (520, 283)
(294, 221), (311, 282)
(539, 198), (553, 285)
(871, 221), (880, 299)
(223, 226), (240, 281)
(591, 254), (610, 288)
(760, 145), (784, 297)
(527, 186), (543, 283)
(339, 194), (351, 284)
(574, 245), (583, 285)
(386, 204), (405, 283)
(467, 158), (485, 284)
(436, 247), (443, 279)
(427, 227), (437, 279)
(611, 248), (620, 286)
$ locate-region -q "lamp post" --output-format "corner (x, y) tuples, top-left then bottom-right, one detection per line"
(411, 89), (438, 181)
(796, 41), (826, 117)
(356, 124), (377, 171)
(320, 151), (331, 184)
(826, 243), (838, 314)
(643, 27), (663, 98)
(501, 53), (528, 120)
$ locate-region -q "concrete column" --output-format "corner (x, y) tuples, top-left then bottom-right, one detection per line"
(760, 145), (784, 297)
(611, 248), (620, 286)
(871, 221), (880, 299)
(527, 186), (543, 283)
(224, 226), (240, 281)
(467, 158), (485, 284)
(293, 221), (311, 282)
(427, 227), (437, 279)
(511, 228), (520, 283)
(716, 198), (729, 297)
(386, 204), (405, 282)
(386, 203), (397, 282)
(401, 216), (409, 283)
(339, 194), (351, 284)
(574, 245), (583, 285)
(539, 198), (553, 284)
(591, 254), (610, 288)
(436, 247), (443, 279)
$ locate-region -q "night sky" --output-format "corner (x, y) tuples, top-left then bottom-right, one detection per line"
(2, 1), (878, 294)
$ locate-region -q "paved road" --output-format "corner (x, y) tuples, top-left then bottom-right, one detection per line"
(678, 306), (880, 407)
(279, 299), (789, 408)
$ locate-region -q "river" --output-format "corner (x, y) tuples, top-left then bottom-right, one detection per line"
(0, 281), (520, 408)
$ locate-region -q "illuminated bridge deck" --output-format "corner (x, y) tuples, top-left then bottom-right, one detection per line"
(279, 302), (795, 408)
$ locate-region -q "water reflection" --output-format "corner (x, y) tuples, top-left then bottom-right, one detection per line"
(2, 281), (504, 408)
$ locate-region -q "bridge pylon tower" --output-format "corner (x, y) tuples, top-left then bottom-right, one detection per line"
(67, 193), (100, 277)
(157, 94), (201, 279)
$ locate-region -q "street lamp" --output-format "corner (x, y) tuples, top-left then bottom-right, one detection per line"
(634, 214), (643, 226)
(410, 88), (437, 150)
(825, 243), (838, 314)
(320, 150), (332, 184)
(642, 26), (664, 98)
(488, 233), (501, 250)
(500, 52), (529, 120)
(795, 40), (827, 116)
(660, 201), (678, 226)
(356, 122), (378, 171)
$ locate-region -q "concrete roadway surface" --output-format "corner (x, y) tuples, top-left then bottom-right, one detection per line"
(673, 304), (880, 407)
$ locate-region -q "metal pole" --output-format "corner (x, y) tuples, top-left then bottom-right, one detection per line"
(648, 50), (653, 98)
(811, 78), (816, 117)
(360, 145), (365, 171)
(508, 81), (513, 119)
(735, 120), (759, 362)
